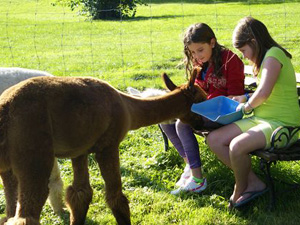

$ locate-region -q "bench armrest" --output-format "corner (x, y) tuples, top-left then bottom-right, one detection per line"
(268, 125), (300, 153)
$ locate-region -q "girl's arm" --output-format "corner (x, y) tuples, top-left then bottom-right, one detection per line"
(244, 57), (281, 112)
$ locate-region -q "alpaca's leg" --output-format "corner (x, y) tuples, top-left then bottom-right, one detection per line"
(65, 155), (93, 225)
(9, 151), (54, 225)
(48, 158), (64, 215)
(95, 148), (131, 225)
(4, 104), (54, 225)
(0, 170), (18, 223)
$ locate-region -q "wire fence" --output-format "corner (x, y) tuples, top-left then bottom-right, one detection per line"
(1, 0), (300, 83)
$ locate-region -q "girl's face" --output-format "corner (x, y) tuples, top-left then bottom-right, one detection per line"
(237, 44), (255, 62)
(188, 40), (215, 65)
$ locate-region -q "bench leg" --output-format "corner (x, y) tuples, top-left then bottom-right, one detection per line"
(265, 161), (276, 210)
(158, 124), (169, 151)
(260, 159), (276, 210)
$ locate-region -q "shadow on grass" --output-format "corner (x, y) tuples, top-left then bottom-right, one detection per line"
(120, 165), (170, 191)
(105, 14), (191, 22)
(126, 14), (185, 21)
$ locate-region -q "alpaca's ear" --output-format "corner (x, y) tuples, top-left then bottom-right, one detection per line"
(162, 73), (177, 91)
(195, 84), (208, 101)
(188, 68), (199, 90)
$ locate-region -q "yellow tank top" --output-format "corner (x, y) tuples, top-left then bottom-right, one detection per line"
(254, 47), (300, 126)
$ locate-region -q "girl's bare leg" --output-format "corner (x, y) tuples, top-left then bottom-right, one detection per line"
(208, 124), (267, 204)
(229, 128), (267, 203)
(207, 123), (242, 168)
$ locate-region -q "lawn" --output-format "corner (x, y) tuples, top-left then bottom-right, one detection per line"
(1, 0), (300, 224)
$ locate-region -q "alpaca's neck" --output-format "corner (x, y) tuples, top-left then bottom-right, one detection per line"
(123, 90), (191, 130)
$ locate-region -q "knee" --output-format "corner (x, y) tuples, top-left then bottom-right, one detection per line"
(206, 132), (214, 148)
(207, 131), (222, 152)
(66, 184), (93, 210)
(106, 192), (129, 209)
(176, 120), (189, 130)
(229, 138), (244, 159)
(65, 184), (93, 225)
(175, 120), (193, 136)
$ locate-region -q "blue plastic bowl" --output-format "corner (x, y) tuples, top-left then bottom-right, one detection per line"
(191, 96), (243, 125)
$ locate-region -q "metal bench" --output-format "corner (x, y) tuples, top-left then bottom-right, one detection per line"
(159, 65), (300, 209)
(250, 85), (300, 209)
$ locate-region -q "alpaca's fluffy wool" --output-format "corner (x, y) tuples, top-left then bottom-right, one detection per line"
(127, 87), (168, 98)
(0, 67), (53, 94)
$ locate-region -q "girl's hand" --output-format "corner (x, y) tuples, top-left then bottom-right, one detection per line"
(236, 103), (244, 112)
(231, 95), (247, 103)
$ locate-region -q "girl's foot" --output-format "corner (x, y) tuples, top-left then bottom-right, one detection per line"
(235, 183), (267, 205)
(175, 164), (191, 187)
(229, 181), (267, 208)
(171, 177), (207, 195)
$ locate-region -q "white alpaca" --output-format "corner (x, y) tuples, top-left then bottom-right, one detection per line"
(0, 68), (54, 93)
(0, 67), (64, 215)
(127, 87), (168, 98)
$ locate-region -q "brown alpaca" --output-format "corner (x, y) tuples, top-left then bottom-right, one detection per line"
(0, 70), (206, 225)
(0, 68), (64, 219)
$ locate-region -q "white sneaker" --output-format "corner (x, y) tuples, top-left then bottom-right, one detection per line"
(171, 177), (207, 195)
(175, 164), (191, 187)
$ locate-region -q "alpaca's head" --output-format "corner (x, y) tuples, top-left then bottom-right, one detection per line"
(162, 68), (207, 103)
(162, 68), (207, 130)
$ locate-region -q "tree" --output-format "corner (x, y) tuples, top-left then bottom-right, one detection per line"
(54, 0), (146, 20)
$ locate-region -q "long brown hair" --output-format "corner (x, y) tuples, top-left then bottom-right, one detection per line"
(183, 23), (226, 79)
(232, 16), (291, 76)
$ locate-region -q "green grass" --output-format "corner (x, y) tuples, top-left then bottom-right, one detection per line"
(1, 0), (300, 224)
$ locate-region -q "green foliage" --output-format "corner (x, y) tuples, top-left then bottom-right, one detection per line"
(54, 0), (147, 19)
